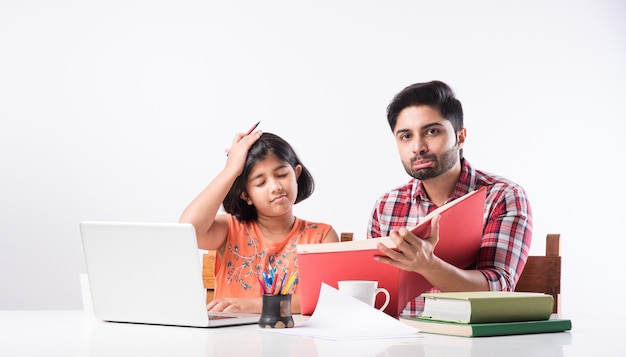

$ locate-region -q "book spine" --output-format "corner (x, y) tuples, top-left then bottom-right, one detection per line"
(469, 296), (554, 323)
(471, 319), (572, 337)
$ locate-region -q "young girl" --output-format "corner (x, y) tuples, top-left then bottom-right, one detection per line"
(179, 130), (339, 314)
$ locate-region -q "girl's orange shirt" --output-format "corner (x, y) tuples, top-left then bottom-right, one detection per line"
(213, 214), (332, 299)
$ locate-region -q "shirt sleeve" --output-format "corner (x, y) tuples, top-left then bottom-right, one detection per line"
(367, 200), (383, 239)
(476, 183), (533, 292)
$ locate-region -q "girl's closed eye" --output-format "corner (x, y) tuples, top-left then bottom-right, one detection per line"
(248, 172), (267, 187)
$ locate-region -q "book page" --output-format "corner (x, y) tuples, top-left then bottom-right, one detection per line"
(297, 236), (396, 253)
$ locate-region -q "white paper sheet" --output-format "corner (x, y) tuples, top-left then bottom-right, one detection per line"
(263, 283), (421, 341)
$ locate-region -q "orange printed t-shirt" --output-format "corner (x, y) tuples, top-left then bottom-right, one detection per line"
(213, 214), (332, 299)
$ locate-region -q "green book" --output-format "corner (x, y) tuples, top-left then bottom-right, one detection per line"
(419, 291), (554, 323)
(400, 317), (572, 337)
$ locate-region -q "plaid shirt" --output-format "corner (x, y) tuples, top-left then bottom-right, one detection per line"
(367, 159), (533, 316)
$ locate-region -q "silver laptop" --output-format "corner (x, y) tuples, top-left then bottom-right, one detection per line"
(79, 221), (260, 328)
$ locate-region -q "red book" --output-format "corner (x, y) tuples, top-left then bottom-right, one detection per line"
(296, 186), (487, 318)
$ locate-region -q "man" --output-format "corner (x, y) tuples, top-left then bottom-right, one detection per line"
(369, 80), (532, 316)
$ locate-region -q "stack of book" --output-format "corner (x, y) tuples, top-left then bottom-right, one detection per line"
(400, 291), (572, 337)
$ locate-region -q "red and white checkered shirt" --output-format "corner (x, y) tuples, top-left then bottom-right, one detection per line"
(367, 159), (533, 316)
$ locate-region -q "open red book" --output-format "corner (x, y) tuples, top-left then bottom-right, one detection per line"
(296, 186), (487, 318)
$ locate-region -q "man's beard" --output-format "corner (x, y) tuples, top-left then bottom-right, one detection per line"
(403, 147), (459, 180)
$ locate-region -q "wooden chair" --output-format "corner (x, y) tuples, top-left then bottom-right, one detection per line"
(340, 232), (354, 242)
(202, 251), (217, 303)
(515, 234), (562, 313)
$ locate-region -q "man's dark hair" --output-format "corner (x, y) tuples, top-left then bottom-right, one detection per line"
(386, 80), (464, 134)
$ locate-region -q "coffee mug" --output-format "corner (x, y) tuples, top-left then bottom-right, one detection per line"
(337, 280), (390, 311)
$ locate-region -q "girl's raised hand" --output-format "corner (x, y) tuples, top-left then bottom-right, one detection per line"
(223, 130), (263, 175)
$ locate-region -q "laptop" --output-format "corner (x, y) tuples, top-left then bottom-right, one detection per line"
(79, 221), (260, 328)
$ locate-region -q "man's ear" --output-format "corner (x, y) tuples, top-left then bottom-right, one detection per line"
(456, 128), (467, 150)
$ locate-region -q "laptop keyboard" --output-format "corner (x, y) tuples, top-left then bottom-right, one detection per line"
(207, 313), (237, 320)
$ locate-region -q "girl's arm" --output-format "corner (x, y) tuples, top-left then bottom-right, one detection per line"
(179, 131), (263, 251)
(322, 228), (340, 243)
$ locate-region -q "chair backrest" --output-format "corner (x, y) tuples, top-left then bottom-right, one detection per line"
(515, 234), (562, 313)
(340, 232), (354, 242)
(202, 251), (217, 303)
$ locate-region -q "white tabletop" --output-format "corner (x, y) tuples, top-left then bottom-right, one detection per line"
(0, 310), (622, 357)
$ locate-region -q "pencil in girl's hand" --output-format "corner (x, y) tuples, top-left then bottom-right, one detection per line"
(226, 121), (261, 156)
(245, 121), (260, 135)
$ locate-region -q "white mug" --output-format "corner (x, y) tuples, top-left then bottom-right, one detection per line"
(337, 280), (390, 311)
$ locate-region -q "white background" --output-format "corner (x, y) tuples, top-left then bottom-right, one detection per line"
(1, 0), (625, 320)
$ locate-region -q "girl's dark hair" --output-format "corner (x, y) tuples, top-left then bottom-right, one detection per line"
(222, 132), (314, 222)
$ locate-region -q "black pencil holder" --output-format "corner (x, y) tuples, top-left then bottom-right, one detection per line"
(258, 294), (294, 328)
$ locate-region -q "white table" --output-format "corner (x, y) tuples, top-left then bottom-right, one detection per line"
(0, 310), (622, 357)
